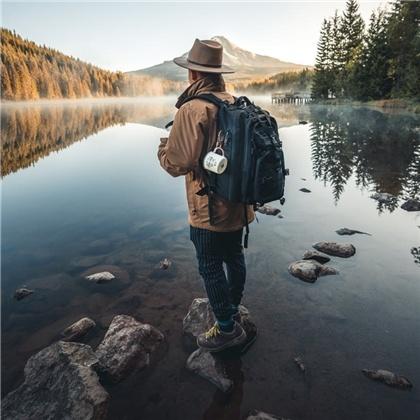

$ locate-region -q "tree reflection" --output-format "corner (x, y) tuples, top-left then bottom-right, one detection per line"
(1, 100), (174, 177)
(309, 106), (420, 210)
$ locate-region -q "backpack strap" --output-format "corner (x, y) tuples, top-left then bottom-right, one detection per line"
(164, 93), (228, 131)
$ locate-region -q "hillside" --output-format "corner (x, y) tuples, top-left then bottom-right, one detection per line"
(129, 35), (312, 82)
(0, 28), (183, 101)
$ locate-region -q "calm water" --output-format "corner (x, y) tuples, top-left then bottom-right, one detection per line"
(1, 97), (420, 420)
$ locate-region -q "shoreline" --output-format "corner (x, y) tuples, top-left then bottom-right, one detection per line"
(311, 98), (420, 114)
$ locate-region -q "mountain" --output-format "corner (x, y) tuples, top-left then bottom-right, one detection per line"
(128, 36), (312, 82)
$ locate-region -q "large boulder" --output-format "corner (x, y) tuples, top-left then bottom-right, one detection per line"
(313, 241), (356, 258)
(183, 298), (257, 351)
(288, 260), (338, 283)
(2, 341), (109, 420)
(95, 315), (164, 382)
(183, 298), (257, 392)
(186, 348), (233, 393)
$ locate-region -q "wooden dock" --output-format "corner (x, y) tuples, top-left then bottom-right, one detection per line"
(272, 92), (312, 104)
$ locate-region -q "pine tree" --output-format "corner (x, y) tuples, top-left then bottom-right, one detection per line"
(387, 0), (420, 98)
(312, 19), (331, 99)
(339, 0), (365, 97)
(355, 9), (391, 100)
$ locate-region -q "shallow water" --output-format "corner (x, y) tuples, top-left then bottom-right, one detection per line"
(1, 97), (420, 419)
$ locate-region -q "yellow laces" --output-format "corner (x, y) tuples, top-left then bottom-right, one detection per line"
(205, 323), (221, 339)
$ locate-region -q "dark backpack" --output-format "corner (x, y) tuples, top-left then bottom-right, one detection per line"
(166, 93), (289, 247)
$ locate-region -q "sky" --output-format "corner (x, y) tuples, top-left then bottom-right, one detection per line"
(2, 1), (388, 72)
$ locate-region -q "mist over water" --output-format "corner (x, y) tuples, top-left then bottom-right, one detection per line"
(1, 97), (419, 419)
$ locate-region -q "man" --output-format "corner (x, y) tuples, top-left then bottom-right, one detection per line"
(158, 38), (254, 352)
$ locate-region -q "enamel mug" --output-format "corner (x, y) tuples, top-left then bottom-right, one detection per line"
(203, 147), (228, 174)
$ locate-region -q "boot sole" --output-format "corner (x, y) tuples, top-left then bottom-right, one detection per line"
(197, 329), (247, 353)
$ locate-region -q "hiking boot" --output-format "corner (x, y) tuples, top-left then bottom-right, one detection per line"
(232, 311), (241, 324)
(197, 321), (247, 352)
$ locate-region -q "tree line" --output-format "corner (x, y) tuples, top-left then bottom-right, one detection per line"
(0, 28), (184, 100)
(235, 68), (313, 94)
(312, 0), (419, 101)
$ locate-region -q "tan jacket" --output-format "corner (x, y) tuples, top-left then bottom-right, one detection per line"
(158, 75), (254, 232)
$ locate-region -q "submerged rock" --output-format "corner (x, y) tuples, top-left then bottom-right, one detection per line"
(336, 228), (370, 236)
(313, 241), (356, 258)
(2, 341), (109, 420)
(302, 250), (331, 264)
(85, 271), (115, 283)
(288, 260), (338, 283)
(62, 317), (96, 341)
(95, 315), (164, 382)
(186, 348), (233, 393)
(299, 188), (311, 193)
(401, 198), (420, 212)
(14, 288), (34, 301)
(362, 369), (413, 390)
(183, 298), (257, 352)
(159, 258), (172, 270)
(256, 204), (281, 216)
(294, 356), (306, 372)
(370, 192), (396, 204)
(246, 410), (288, 420)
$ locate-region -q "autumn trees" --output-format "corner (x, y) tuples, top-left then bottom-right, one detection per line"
(0, 28), (182, 100)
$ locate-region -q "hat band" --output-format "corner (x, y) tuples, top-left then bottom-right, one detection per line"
(187, 58), (222, 68)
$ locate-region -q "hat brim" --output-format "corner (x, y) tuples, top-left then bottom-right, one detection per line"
(173, 56), (235, 74)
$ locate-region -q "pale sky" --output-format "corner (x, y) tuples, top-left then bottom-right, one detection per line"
(2, 1), (387, 72)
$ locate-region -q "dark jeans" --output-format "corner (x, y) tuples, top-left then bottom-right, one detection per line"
(190, 225), (246, 322)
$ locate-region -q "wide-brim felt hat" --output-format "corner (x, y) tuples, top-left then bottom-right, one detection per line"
(173, 38), (235, 74)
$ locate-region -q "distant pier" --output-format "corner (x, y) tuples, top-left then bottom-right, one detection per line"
(272, 92), (312, 104)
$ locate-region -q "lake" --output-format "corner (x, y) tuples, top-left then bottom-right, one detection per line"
(1, 97), (419, 420)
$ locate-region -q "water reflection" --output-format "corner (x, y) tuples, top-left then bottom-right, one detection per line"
(1, 98), (175, 177)
(309, 106), (420, 208)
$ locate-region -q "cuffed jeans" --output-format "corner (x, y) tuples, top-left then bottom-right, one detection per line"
(190, 225), (246, 322)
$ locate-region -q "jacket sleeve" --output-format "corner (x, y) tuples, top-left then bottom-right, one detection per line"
(158, 103), (207, 177)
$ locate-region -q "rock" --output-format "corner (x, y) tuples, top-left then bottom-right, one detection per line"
(302, 250), (331, 264)
(256, 204), (281, 216)
(301, 178), (307, 181)
(159, 258), (172, 270)
(313, 241), (356, 258)
(183, 298), (257, 353)
(401, 198), (420, 212)
(186, 348), (233, 393)
(246, 410), (288, 420)
(362, 369), (413, 390)
(14, 288), (34, 301)
(294, 356), (305, 372)
(411, 247), (420, 265)
(336, 228), (370, 236)
(299, 120), (308, 125)
(288, 260), (338, 283)
(299, 188), (311, 193)
(85, 271), (115, 283)
(81, 265), (130, 284)
(95, 315), (164, 382)
(278, 214), (284, 219)
(62, 317), (96, 341)
(2, 341), (109, 420)
(370, 192), (396, 204)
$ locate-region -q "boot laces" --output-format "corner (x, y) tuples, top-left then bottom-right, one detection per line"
(205, 323), (221, 339)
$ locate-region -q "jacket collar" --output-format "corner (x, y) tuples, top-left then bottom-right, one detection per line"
(175, 75), (226, 109)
